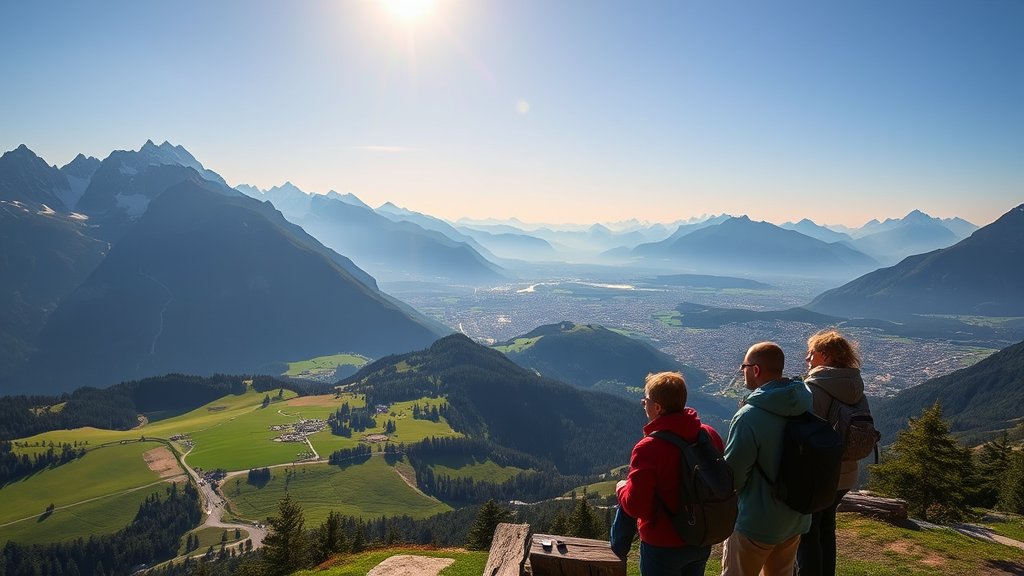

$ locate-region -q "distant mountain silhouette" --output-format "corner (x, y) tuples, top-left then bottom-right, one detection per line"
(295, 194), (508, 285)
(807, 204), (1024, 319)
(375, 202), (501, 261)
(849, 210), (963, 265)
(457, 227), (560, 261)
(15, 180), (444, 394)
(339, 333), (648, 475)
(873, 338), (1024, 445)
(496, 321), (734, 432)
(630, 216), (878, 277)
(780, 219), (854, 244)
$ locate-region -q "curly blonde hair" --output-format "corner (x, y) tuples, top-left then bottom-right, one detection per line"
(807, 329), (862, 369)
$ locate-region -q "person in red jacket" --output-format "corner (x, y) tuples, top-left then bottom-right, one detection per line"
(613, 371), (725, 576)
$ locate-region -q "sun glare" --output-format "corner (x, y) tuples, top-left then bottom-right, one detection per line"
(381, 0), (435, 21)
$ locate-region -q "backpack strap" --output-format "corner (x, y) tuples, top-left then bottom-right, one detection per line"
(648, 429), (707, 519)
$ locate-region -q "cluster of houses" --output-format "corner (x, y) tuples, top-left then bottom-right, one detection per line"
(169, 433), (194, 448)
(269, 418), (327, 442)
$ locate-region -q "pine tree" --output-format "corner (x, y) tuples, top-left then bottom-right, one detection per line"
(549, 510), (569, 535)
(999, 451), (1024, 514)
(567, 497), (604, 539)
(350, 519), (367, 553)
(870, 400), (975, 523)
(314, 511), (348, 562)
(974, 431), (1013, 507)
(261, 493), (309, 576)
(465, 499), (514, 551)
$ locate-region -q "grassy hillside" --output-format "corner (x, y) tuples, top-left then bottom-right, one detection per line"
(0, 441), (180, 544)
(225, 456), (451, 525)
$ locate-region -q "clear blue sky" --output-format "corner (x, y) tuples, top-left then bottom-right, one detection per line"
(1, 0), (1021, 227)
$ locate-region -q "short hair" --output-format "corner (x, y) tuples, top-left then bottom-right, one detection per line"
(645, 372), (688, 414)
(808, 329), (862, 369)
(747, 342), (785, 375)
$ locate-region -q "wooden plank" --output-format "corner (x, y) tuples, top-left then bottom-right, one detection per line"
(838, 492), (908, 523)
(483, 523), (532, 576)
(528, 534), (625, 576)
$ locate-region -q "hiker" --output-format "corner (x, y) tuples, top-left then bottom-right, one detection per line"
(613, 371), (725, 575)
(797, 330), (869, 576)
(721, 342), (812, 576)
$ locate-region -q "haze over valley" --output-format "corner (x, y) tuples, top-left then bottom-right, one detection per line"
(3, 1), (1023, 573)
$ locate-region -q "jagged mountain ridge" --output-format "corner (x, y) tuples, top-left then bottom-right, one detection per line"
(16, 180), (445, 394)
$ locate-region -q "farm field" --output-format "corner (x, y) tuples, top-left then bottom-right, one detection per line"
(225, 456), (451, 525)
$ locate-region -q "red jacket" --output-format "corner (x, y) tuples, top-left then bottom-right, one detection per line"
(615, 408), (725, 547)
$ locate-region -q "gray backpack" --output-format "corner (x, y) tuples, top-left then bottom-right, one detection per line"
(828, 396), (881, 462)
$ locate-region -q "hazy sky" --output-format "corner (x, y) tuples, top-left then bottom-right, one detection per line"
(1, 0), (1021, 227)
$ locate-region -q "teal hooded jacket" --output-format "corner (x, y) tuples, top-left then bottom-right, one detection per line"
(724, 377), (813, 545)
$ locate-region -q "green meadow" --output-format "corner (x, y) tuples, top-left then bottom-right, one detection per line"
(0, 442), (182, 544)
(1, 483), (176, 545)
(0, 441), (170, 525)
(431, 456), (524, 484)
(492, 337), (541, 354)
(225, 456), (451, 525)
(285, 353), (369, 376)
(653, 311), (683, 327)
(180, 526), (250, 556)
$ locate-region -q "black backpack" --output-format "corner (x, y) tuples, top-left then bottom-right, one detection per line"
(755, 411), (844, 514)
(649, 428), (737, 547)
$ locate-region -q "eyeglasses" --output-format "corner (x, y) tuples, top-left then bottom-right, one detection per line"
(641, 397), (651, 407)
(739, 363), (756, 371)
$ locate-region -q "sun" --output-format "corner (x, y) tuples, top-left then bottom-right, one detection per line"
(380, 0), (435, 21)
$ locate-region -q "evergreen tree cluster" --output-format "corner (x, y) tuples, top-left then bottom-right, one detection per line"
(326, 402), (377, 437)
(246, 467), (271, 484)
(0, 439), (86, 484)
(326, 444), (373, 465)
(870, 400), (1024, 523)
(411, 403), (444, 422)
(0, 483), (202, 576)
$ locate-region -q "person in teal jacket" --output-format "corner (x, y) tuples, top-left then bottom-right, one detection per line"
(720, 342), (812, 576)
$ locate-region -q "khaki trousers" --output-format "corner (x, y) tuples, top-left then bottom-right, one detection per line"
(721, 531), (801, 576)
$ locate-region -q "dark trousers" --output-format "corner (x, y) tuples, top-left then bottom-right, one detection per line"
(610, 506), (711, 576)
(639, 541), (712, 576)
(797, 489), (849, 576)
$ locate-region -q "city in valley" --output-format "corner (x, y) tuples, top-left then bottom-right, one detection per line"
(387, 276), (1001, 397)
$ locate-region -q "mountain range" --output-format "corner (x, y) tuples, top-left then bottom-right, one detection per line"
(807, 204), (1024, 319)
(627, 216), (880, 277)
(0, 144), (448, 395)
(239, 184), (509, 284)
